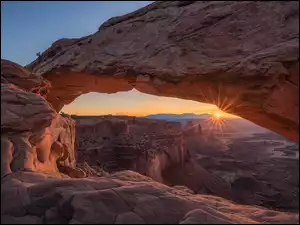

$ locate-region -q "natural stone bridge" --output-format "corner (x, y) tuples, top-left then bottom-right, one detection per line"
(1, 1), (299, 223)
(26, 1), (298, 142)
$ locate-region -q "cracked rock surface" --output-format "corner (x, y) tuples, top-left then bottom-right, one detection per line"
(1, 171), (299, 224)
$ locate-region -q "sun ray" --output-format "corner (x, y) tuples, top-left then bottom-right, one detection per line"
(217, 83), (221, 108)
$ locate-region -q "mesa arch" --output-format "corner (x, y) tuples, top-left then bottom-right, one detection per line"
(26, 1), (299, 142)
(1, 62), (298, 225)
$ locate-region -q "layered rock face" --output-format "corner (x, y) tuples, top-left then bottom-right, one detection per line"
(74, 116), (233, 199)
(1, 59), (50, 94)
(26, 1), (299, 142)
(74, 117), (187, 182)
(1, 60), (77, 177)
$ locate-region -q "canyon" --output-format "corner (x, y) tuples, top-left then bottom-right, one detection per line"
(73, 115), (232, 199)
(1, 1), (299, 224)
(72, 114), (299, 212)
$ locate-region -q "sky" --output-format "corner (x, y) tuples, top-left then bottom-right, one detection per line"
(61, 89), (223, 117)
(1, 1), (235, 117)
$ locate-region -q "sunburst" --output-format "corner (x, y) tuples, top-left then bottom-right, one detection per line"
(207, 112), (225, 131)
(213, 112), (222, 120)
(195, 82), (245, 139)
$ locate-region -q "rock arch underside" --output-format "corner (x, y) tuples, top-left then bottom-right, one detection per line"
(1, 1), (299, 224)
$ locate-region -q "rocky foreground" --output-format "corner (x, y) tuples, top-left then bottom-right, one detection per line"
(2, 170), (299, 224)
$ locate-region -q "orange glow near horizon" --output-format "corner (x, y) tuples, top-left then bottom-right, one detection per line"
(61, 89), (240, 118)
(204, 112), (233, 137)
(213, 112), (221, 119)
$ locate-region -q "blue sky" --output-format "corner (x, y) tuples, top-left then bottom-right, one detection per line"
(1, 1), (152, 66)
(1, 1), (228, 117)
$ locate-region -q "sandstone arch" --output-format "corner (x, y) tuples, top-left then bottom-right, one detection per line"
(1, 2), (299, 224)
(26, 1), (299, 141)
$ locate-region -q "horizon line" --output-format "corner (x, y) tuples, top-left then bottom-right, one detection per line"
(61, 112), (240, 118)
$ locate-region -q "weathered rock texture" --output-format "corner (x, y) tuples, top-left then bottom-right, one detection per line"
(1, 60), (76, 177)
(1, 59), (299, 223)
(1, 170), (299, 224)
(1, 0), (300, 223)
(74, 116), (187, 179)
(27, 1), (299, 142)
(1, 59), (50, 95)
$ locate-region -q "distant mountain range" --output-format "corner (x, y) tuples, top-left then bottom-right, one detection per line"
(144, 113), (212, 121)
(70, 113), (269, 133)
(143, 113), (269, 133)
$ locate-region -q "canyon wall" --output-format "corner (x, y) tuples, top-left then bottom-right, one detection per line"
(74, 115), (234, 199)
(74, 116), (188, 182)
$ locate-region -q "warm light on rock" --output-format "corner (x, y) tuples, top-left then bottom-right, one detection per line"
(1, 1), (299, 224)
(26, 1), (299, 142)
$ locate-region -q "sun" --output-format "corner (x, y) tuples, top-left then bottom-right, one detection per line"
(214, 112), (222, 120)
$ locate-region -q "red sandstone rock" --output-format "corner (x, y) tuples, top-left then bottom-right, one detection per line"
(1, 59), (51, 96)
(74, 117), (187, 179)
(184, 120), (203, 135)
(26, 1), (299, 142)
(1, 60), (76, 176)
(2, 170), (298, 224)
(1, 1), (299, 223)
